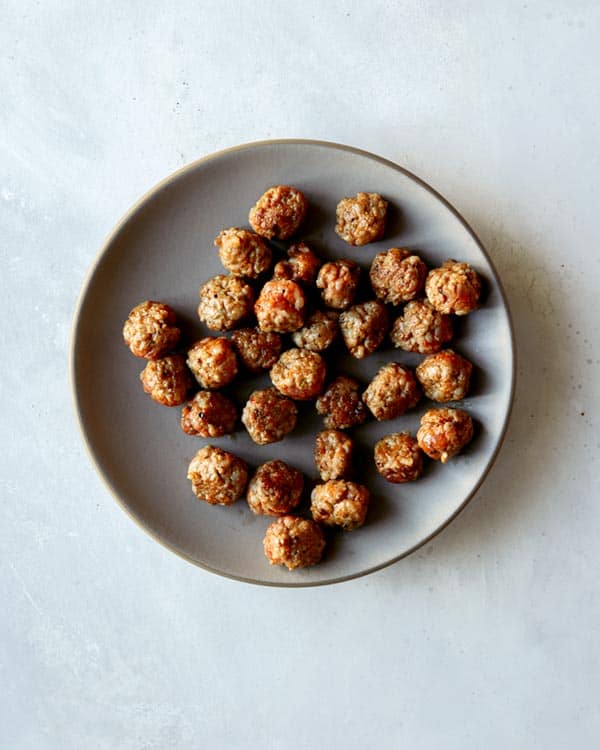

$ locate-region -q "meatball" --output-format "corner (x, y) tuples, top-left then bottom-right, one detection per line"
(369, 247), (427, 305)
(273, 242), (321, 284)
(390, 299), (453, 354)
(314, 430), (353, 481)
(186, 337), (238, 389)
(214, 227), (272, 278)
(316, 260), (360, 310)
(362, 363), (421, 421)
(311, 480), (370, 531)
(249, 185), (308, 240)
(315, 376), (368, 430)
(415, 349), (473, 402)
(263, 516), (325, 570)
(374, 432), (424, 483)
(270, 348), (326, 401)
(417, 407), (474, 463)
(231, 327), (282, 373)
(335, 192), (387, 246)
(181, 390), (237, 437)
(254, 279), (307, 333)
(198, 274), (255, 331)
(339, 300), (389, 359)
(140, 355), (193, 406)
(247, 460), (304, 516)
(241, 387), (298, 445)
(425, 260), (481, 316)
(292, 310), (339, 352)
(187, 445), (248, 506)
(123, 300), (180, 360)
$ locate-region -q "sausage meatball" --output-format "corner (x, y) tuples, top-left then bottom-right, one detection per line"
(369, 247), (427, 305)
(374, 432), (424, 483)
(254, 279), (307, 333)
(263, 516), (325, 570)
(415, 349), (473, 402)
(339, 300), (389, 359)
(390, 299), (453, 354)
(214, 227), (272, 278)
(140, 355), (193, 406)
(362, 363), (421, 421)
(311, 480), (370, 531)
(314, 430), (353, 481)
(123, 300), (180, 360)
(316, 260), (360, 310)
(417, 407), (474, 463)
(273, 242), (321, 285)
(186, 337), (238, 389)
(335, 192), (387, 246)
(249, 185), (308, 240)
(198, 274), (255, 331)
(425, 260), (481, 316)
(241, 387), (298, 445)
(187, 445), (248, 506)
(181, 390), (237, 437)
(292, 310), (339, 352)
(270, 348), (326, 401)
(231, 327), (282, 373)
(247, 460), (304, 516)
(315, 376), (368, 430)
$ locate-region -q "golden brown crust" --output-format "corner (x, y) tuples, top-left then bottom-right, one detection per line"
(273, 242), (321, 284)
(198, 274), (255, 331)
(369, 247), (427, 305)
(123, 300), (180, 360)
(241, 387), (298, 445)
(362, 363), (421, 421)
(249, 185), (308, 240)
(187, 445), (248, 505)
(339, 300), (389, 359)
(186, 337), (238, 389)
(415, 349), (472, 402)
(214, 227), (272, 278)
(254, 279), (307, 333)
(180, 390), (237, 437)
(140, 355), (193, 406)
(231, 327), (282, 373)
(417, 407), (474, 463)
(292, 310), (339, 352)
(425, 260), (481, 316)
(374, 432), (423, 483)
(316, 260), (360, 310)
(314, 430), (353, 481)
(263, 515), (325, 570)
(310, 480), (369, 530)
(315, 376), (368, 430)
(390, 299), (453, 354)
(335, 192), (387, 246)
(247, 460), (304, 516)
(270, 348), (326, 401)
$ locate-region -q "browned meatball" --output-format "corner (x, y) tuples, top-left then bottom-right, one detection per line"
(335, 192), (387, 246)
(254, 279), (307, 333)
(249, 185), (308, 240)
(425, 260), (481, 316)
(263, 516), (325, 570)
(417, 407), (474, 463)
(314, 430), (353, 481)
(369, 247), (427, 305)
(270, 348), (326, 401)
(362, 363), (421, 421)
(140, 355), (193, 406)
(315, 376), (368, 430)
(214, 227), (272, 278)
(339, 300), (389, 359)
(241, 387), (298, 445)
(231, 327), (282, 373)
(390, 299), (453, 354)
(198, 274), (255, 331)
(311, 480), (369, 530)
(273, 242), (321, 284)
(416, 349), (473, 402)
(316, 260), (360, 310)
(186, 337), (238, 389)
(187, 445), (248, 505)
(123, 300), (180, 360)
(247, 460), (304, 516)
(181, 391), (237, 437)
(292, 310), (339, 352)
(374, 432), (424, 483)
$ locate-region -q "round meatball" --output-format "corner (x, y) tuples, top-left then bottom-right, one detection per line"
(123, 300), (180, 360)
(390, 299), (453, 354)
(214, 227), (272, 278)
(198, 274), (255, 331)
(339, 300), (389, 359)
(186, 337), (238, 389)
(369, 247), (427, 305)
(241, 387), (298, 445)
(292, 310), (339, 352)
(270, 348), (326, 401)
(315, 376), (368, 430)
(417, 407), (474, 463)
(249, 185), (308, 240)
(187, 445), (248, 506)
(415, 349), (473, 402)
(254, 279), (307, 333)
(181, 391), (237, 437)
(335, 192), (387, 246)
(425, 260), (481, 316)
(362, 363), (421, 421)
(263, 516), (325, 570)
(231, 327), (282, 373)
(374, 432), (424, 483)
(314, 430), (353, 481)
(273, 242), (321, 284)
(247, 460), (304, 516)
(140, 355), (193, 406)
(316, 260), (360, 310)
(311, 480), (370, 531)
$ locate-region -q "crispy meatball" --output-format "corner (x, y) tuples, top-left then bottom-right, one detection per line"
(335, 192), (387, 246)
(273, 242), (321, 284)
(292, 310), (339, 352)
(374, 432), (424, 483)
(416, 349), (473, 402)
(425, 260), (481, 316)
(140, 355), (193, 406)
(314, 430), (353, 481)
(311, 480), (370, 531)
(247, 460), (304, 516)
(241, 387), (298, 445)
(316, 260), (360, 310)
(231, 327), (282, 373)
(362, 363), (421, 421)
(187, 445), (248, 506)
(198, 274), (255, 331)
(369, 247), (427, 305)
(263, 516), (325, 570)
(339, 300), (389, 359)
(249, 185), (308, 240)
(186, 337), (238, 389)
(214, 227), (272, 278)
(390, 299), (453, 354)
(181, 391), (237, 437)
(315, 376), (368, 430)
(123, 300), (180, 360)
(270, 348), (326, 401)
(254, 279), (307, 333)
(417, 407), (474, 463)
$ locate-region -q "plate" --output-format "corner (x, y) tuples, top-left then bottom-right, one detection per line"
(71, 140), (515, 586)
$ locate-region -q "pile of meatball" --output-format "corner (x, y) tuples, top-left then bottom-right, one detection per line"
(123, 185), (482, 572)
